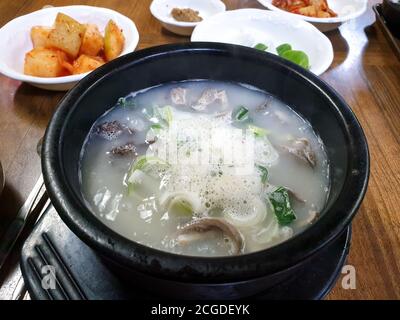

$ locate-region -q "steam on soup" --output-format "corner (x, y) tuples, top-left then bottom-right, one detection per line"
(80, 80), (329, 257)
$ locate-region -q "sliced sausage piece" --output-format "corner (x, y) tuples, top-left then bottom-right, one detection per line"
(307, 210), (320, 224)
(170, 87), (187, 105)
(96, 120), (126, 140)
(192, 89), (228, 111)
(283, 138), (316, 168)
(256, 97), (272, 112)
(285, 187), (306, 203)
(111, 142), (137, 156)
(176, 218), (244, 254)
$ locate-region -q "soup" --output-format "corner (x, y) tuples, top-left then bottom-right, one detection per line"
(80, 80), (329, 257)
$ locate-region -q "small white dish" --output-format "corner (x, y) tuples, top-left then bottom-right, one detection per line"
(0, 5), (139, 91)
(150, 0), (226, 36)
(191, 9), (333, 75)
(257, 0), (368, 32)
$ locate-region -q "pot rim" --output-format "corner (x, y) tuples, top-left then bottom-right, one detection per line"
(42, 42), (369, 283)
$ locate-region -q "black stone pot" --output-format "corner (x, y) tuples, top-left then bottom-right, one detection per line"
(382, 0), (400, 36)
(42, 43), (369, 299)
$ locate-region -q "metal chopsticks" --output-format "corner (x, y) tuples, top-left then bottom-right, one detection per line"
(0, 175), (47, 270)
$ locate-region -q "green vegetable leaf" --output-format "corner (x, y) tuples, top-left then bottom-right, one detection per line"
(118, 97), (136, 108)
(280, 50), (310, 69)
(276, 43), (292, 56)
(233, 106), (249, 121)
(168, 198), (194, 217)
(149, 105), (173, 128)
(256, 165), (268, 184)
(129, 155), (167, 173)
(150, 123), (163, 130)
(130, 156), (148, 172)
(268, 187), (297, 226)
(254, 43), (268, 51)
(248, 124), (268, 137)
(126, 169), (146, 195)
(126, 156), (168, 195)
(155, 105), (173, 126)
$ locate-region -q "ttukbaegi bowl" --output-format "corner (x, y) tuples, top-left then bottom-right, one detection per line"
(42, 43), (369, 299)
(382, 0), (400, 36)
(257, 0), (368, 32)
(0, 5), (139, 91)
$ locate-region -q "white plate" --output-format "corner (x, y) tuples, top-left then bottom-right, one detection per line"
(0, 5), (139, 91)
(150, 0), (226, 36)
(257, 0), (368, 32)
(191, 9), (333, 75)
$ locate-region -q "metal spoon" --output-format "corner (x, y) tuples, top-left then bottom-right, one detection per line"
(0, 160), (4, 197)
(0, 137), (47, 270)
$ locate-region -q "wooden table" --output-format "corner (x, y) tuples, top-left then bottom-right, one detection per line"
(0, 0), (399, 300)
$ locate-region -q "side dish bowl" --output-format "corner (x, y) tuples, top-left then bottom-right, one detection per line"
(42, 43), (369, 298)
(150, 0), (226, 36)
(257, 0), (368, 32)
(191, 9), (333, 75)
(0, 5), (139, 91)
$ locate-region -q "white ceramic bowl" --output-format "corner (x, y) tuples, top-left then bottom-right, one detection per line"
(150, 0), (226, 36)
(0, 5), (139, 91)
(257, 0), (368, 32)
(192, 9), (333, 75)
